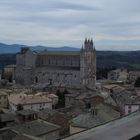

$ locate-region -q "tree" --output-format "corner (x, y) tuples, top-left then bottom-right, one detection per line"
(17, 104), (23, 111)
(134, 77), (140, 87)
(55, 90), (65, 108)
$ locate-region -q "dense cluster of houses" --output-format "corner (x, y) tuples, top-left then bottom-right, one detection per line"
(0, 68), (140, 140)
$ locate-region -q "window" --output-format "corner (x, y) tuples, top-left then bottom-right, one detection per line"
(3, 96), (6, 99)
(128, 105), (131, 109)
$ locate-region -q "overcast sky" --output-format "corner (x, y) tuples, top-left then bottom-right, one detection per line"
(0, 0), (140, 50)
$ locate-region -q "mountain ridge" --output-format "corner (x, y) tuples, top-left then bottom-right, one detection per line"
(0, 42), (80, 54)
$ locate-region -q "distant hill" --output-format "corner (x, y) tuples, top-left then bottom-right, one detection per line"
(0, 43), (80, 54)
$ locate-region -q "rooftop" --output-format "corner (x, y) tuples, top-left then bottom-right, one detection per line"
(1, 109), (15, 114)
(65, 89), (102, 100)
(16, 110), (37, 116)
(63, 111), (140, 140)
(0, 91), (8, 96)
(0, 129), (41, 140)
(75, 93), (102, 100)
(102, 84), (118, 90)
(71, 104), (120, 129)
(65, 93), (81, 98)
(38, 108), (69, 121)
(8, 94), (52, 105)
(38, 108), (60, 119)
(10, 119), (60, 137)
(0, 113), (15, 122)
(0, 89), (13, 94)
(111, 88), (140, 104)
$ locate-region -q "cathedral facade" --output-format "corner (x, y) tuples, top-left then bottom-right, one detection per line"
(15, 39), (96, 89)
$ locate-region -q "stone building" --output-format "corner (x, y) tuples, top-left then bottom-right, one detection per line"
(0, 129), (42, 140)
(108, 69), (129, 83)
(8, 93), (53, 111)
(3, 64), (16, 82)
(15, 39), (96, 89)
(65, 91), (104, 108)
(38, 108), (70, 136)
(0, 92), (8, 108)
(9, 119), (61, 140)
(70, 103), (120, 134)
(62, 111), (140, 140)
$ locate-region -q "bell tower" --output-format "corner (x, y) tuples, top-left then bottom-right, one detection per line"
(80, 38), (96, 89)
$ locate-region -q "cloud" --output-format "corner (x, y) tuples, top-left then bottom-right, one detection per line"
(0, 0), (140, 50)
(49, 1), (101, 11)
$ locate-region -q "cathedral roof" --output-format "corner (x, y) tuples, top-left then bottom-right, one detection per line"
(36, 51), (80, 56)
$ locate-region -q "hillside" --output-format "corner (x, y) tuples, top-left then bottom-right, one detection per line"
(97, 51), (140, 70)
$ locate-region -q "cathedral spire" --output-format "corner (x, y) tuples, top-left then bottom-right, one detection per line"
(81, 44), (84, 52)
(90, 38), (93, 46)
(93, 44), (96, 51)
(87, 39), (90, 44)
(85, 38), (88, 44)
(80, 38), (96, 90)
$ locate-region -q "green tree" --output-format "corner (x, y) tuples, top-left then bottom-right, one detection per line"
(17, 104), (23, 111)
(55, 90), (65, 108)
(134, 77), (140, 87)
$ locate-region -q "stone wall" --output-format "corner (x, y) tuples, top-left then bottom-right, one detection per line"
(34, 67), (81, 87)
(15, 66), (33, 85)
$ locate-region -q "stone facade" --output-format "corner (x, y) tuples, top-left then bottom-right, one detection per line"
(3, 64), (16, 82)
(8, 93), (53, 111)
(0, 92), (8, 108)
(15, 39), (96, 89)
